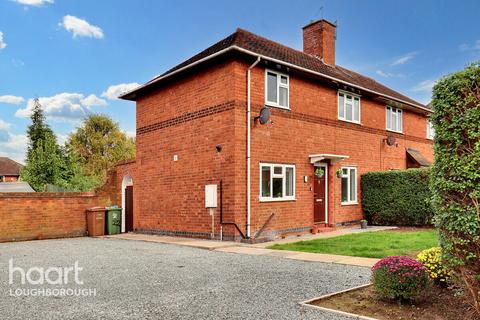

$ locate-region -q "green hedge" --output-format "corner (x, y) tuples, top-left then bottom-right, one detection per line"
(361, 168), (434, 226)
(430, 62), (480, 313)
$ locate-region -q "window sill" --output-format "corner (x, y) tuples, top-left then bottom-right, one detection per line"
(386, 129), (403, 134)
(339, 118), (361, 125)
(341, 201), (358, 206)
(265, 102), (290, 110)
(259, 198), (296, 203)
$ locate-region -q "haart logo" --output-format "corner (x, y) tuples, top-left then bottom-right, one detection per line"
(7, 259), (96, 297)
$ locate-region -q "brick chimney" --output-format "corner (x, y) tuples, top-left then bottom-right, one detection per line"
(302, 19), (336, 65)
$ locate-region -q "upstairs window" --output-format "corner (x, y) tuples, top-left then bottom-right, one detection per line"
(386, 106), (403, 133)
(260, 163), (295, 201)
(265, 70), (289, 109)
(427, 119), (435, 139)
(338, 91), (361, 124)
(340, 167), (357, 205)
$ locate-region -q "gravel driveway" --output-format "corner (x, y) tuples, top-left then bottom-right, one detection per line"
(0, 237), (370, 319)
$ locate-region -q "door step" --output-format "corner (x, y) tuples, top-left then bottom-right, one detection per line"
(311, 224), (336, 233)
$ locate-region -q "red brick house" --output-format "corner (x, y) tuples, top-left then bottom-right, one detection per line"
(118, 19), (434, 240)
(0, 157), (23, 182)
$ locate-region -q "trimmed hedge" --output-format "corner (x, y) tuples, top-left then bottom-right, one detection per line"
(362, 168), (434, 226)
(430, 62), (480, 314)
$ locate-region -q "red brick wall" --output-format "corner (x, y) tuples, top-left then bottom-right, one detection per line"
(0, 192), (111, 242)
(303, 20), (336, 65)
(133, 60), (241, 239)
(130, 57), (434, 239)
(235, 61), (433, 236)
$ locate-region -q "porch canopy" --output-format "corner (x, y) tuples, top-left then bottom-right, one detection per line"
(309, 153), (349, 165)
(406, 148), (432, 167)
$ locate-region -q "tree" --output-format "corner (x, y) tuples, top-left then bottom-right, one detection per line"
(430, 62), (480, 315)
(25, 98), (55, 157)
(54, 145), (100, 192)
(21, 131), (64, 191)
(68, 114), (135, 182)
(21, 99), (64, 191)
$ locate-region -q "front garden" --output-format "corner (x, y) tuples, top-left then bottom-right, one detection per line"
(268, 229), (437, 258)
(303, 62), (480, 319)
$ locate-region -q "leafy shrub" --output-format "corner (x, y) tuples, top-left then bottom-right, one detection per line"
(372, 256), (430, 301)
(362, 169), (434, 226)
(430, 61), (480, 314)
(417, 247), (452, 285)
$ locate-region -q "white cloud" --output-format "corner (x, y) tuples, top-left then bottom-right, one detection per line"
(391, 52), (417, 66)
(12, 0), (53, 6)
(60, 15), (104, 39)
(375, 70), (405, 78)
(0, 31), (7, 50)
(81, 94), (107, 107)
(0, 133), (28, 164)
(0, 119), (11, 130)
(458, 40), (480, 52)
(0, 95), (25, 105)
(412, 80), (436, 93)
(15, 93), (108, 122)
(0, 118), (27, 163)
(101, 83), (140, 100)
(459, 43), (470, 52)
(125, 130), (136, 138)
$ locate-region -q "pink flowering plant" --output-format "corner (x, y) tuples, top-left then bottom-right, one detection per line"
(372, 256), (430, 301)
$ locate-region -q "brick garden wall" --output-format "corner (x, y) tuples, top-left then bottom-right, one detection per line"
(0, 192), (111, 242)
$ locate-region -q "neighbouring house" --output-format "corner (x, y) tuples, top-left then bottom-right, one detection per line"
(116, 19), (434, 240)
(0, 157), (23, 182)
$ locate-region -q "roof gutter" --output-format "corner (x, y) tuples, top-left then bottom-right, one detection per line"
(232, 46), (431, 113)
(120, 45), (430, 113)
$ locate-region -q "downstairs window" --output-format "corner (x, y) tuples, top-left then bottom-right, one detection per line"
(260, 163), (295, 201)
(340, 167), (357, 205)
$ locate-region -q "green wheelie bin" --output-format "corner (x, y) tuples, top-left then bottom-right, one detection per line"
(105, 207), (122, 235)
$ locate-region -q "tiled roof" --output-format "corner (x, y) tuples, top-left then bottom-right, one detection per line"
(128, 28), (427, 110)
(0, 157), (22, 176)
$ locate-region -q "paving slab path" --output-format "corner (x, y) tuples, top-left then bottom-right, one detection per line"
(108, 226), (395, 268)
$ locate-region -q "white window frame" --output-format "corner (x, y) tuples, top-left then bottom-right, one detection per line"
(265, 69), (290, 109)
(386, 106), (403, 133)
(427, 118), (435, 140)
(338, 90), (361, 124)
(259, 163), (295, 202)
(340, 166), (357, 205)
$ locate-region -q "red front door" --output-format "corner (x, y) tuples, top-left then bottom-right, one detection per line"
(313, 166), (327, 223)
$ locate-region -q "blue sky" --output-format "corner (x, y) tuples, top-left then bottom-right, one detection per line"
(1, 0), (479, 163)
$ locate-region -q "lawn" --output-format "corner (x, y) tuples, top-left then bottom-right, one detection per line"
(268, 229), (438, 258)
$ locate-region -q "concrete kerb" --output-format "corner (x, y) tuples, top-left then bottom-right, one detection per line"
(107, 231), (382, 267)
(299, 283), (377, 320)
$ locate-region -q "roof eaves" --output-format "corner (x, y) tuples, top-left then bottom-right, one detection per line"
(121, 44), (430, 113)
(119, 46), (237, 101)
(231, 46), (430, 112)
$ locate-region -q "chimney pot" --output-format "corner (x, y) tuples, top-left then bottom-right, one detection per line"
(303, 19), (336, 65)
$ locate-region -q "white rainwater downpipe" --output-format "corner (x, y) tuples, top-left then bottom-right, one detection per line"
(246, 56), (261, 239)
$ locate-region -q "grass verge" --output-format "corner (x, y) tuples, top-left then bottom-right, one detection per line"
(268, 229), (438, 258)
